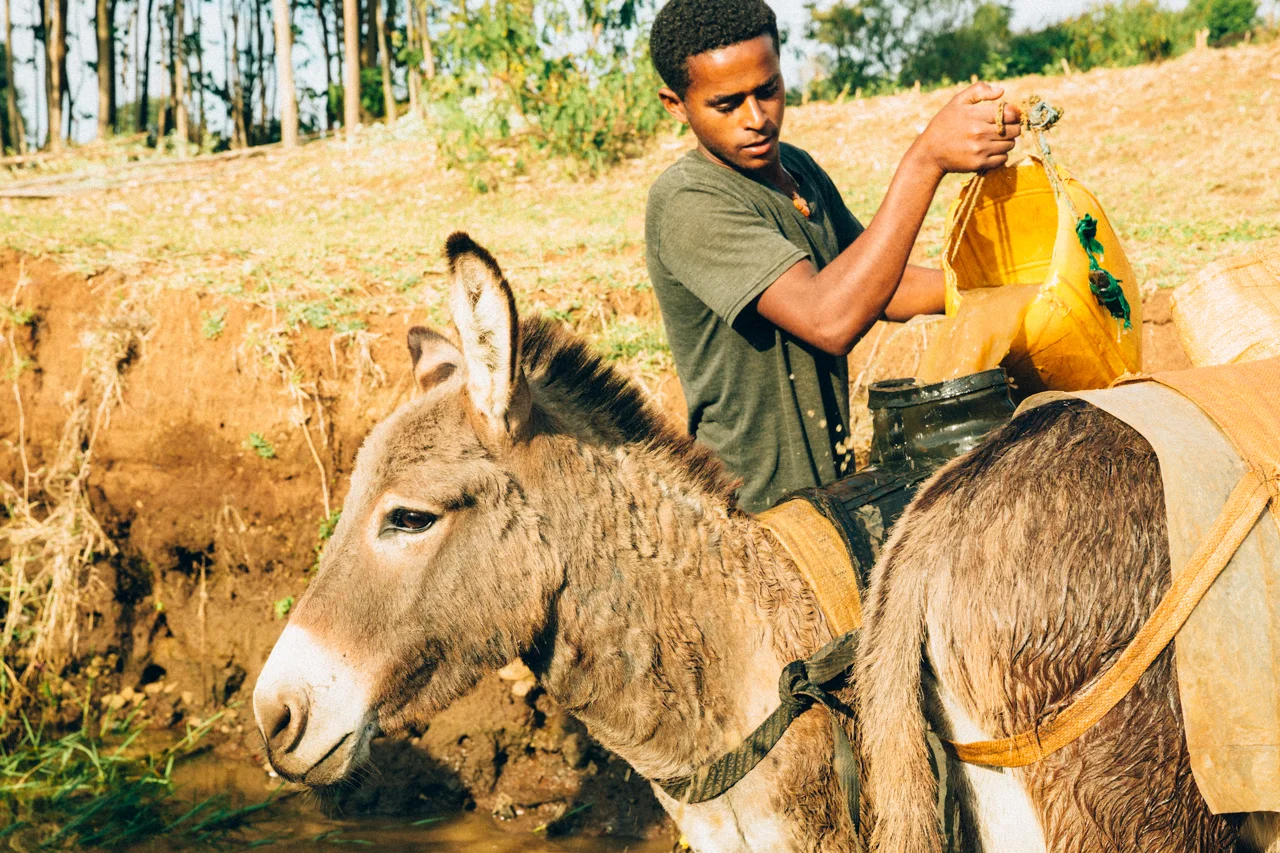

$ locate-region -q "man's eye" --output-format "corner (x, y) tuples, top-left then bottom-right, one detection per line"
(387, 509), (437, 533)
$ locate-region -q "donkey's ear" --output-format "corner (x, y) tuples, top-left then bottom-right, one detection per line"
(444, 232), (531, 437)
(407, 326), (463, 393)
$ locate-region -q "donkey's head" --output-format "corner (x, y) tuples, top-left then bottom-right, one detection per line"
(252, 234), (581, 786)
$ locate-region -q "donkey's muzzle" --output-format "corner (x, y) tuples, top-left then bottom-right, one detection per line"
(253, 623), (375, 786)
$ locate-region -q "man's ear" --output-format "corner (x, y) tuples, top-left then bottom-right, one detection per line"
(658, 86), (689, 124)
(406, 326), (462, 393)
(444, 232), (531, 439)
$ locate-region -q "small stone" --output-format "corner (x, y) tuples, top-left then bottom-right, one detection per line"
(561, 732), (588, 769)
(180, 691), (195, 706)
(511, 679), (535, 698)
(144, 682), (163, 695)
(491, 793), (517, 821)
(108, 694), (126, 711)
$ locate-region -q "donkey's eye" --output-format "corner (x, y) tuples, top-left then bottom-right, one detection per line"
(386, 508), (437, 533)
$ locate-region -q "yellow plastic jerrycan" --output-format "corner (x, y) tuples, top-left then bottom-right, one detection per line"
(937, 156), (1143, 393)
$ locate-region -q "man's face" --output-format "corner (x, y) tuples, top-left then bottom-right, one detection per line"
(659, 34), (785, 173)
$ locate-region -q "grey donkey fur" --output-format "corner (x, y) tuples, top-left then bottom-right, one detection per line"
(255, 233), (861, 852)
(856, 400), (1280, 853)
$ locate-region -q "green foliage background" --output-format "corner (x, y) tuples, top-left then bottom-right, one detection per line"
(424, 0), (670, 191)
(803, 0), (1263, 99)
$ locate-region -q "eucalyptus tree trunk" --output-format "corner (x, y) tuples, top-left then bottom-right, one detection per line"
(2, 0), (27, 153)
(405, 0), (419, 118)
(272, 0), (296, 147)
(374, 0), (393, 125)
(253, 0), (265, 137)
(173, 0), (187, 147)
(45, 0), (67, 151)
(193, 0), (204, 143)
(95, 0), (114, 138)
(228, 0), (247, 147)
(137, 0), (155, 132)
(342, 0), (358, 135)
(315, 0), (333, 129)
(360, 0), (375, 70)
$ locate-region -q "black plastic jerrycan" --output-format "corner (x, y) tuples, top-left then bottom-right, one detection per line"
(788, 368), (1015, 587)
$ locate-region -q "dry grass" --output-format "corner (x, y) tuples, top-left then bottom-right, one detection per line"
(1, 279), (152, 704)
(3, 46), (1277, 377)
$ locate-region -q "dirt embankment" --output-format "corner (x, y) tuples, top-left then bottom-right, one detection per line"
(0, 250), (1190, 838)
(0, 251), (670, 840)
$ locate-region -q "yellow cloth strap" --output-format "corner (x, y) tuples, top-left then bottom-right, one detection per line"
(756, 499), (864, 634)
(951, 468), (1272, 767)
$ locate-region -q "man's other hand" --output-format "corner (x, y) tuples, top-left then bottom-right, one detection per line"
(914, 83), (1022, 178)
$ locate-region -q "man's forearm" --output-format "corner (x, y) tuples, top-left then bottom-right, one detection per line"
(756, 143), (943, 355)
(755, 83), (1017, 356)
(884, 265), (946, 322)
(810, 142), (944, 334)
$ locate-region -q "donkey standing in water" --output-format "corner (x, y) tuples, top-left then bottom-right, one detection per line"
(856, 399), (1280, 853)
(253, 234), (859, 852)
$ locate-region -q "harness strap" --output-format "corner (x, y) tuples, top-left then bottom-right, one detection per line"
(656, 631), (860, 827)
(949, 469), (1273, 767)
(757, 499), (863, 634)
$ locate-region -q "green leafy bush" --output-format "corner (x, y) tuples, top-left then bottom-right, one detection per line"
(428, 1), (670, 190)
(1186, 0), (1259, 43)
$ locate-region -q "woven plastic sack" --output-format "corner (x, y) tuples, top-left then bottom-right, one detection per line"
(936, 157), (1143, 392)
(1171, 240), (1280, 367)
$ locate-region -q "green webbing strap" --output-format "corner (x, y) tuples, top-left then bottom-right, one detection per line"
(655, 631), (860, 828)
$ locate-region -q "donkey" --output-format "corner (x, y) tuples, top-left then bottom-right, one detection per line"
(252, 233), (860, 852)
(856, 399), (1280, 853)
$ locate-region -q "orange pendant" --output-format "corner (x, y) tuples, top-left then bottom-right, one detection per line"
(793, 195), (811, 218)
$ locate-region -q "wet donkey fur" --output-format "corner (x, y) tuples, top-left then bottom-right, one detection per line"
(252, 233), (859, 852)
(857, 400), (1279, 853)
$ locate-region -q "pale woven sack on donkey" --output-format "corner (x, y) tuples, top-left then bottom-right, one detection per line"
(1171, 239), (1280, 368)
(1020, 357), (1280, 814)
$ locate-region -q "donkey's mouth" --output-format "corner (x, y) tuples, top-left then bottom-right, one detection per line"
(271, 719), (378, 788)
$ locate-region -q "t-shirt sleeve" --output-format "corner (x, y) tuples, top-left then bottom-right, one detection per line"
(655, 185), (809, 326)
(816, 167), (864, 252)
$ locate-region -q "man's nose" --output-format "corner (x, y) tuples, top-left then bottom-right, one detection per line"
(744, 96), (767, 130)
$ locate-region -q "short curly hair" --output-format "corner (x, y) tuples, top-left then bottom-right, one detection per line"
(649, 0), (780, 98)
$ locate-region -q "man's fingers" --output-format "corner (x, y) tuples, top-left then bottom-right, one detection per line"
(964, 82), (1004, 104)
(1002, 103), (1022, 126)
(980, 152), (1011, 171)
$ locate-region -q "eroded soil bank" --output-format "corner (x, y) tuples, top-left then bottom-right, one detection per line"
(0, 251), (675, 843)
(0, 251), (1190, 843)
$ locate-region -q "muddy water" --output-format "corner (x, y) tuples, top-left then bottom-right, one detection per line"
(128, 753), (673, 852)
(917, 284), (1041, 384)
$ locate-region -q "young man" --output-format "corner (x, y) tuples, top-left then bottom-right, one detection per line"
(645, 0), (1022, 513)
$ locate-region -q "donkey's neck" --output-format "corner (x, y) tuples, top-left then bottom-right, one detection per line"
(522, 439), (848, 850)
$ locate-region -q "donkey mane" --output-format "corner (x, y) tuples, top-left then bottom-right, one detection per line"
(518, 314), (739, 503)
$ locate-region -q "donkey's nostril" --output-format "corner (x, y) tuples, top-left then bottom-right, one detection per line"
(257, 689), (307, 756)
(270, 705), (291, 741)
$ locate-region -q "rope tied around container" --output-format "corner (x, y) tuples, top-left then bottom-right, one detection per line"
(947, 94), (1132, 329)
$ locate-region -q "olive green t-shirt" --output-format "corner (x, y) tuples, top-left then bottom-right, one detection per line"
(646, 142), (865, 513)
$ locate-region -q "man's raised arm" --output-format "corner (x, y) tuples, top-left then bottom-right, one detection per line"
(756, 83), (1022, 356)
